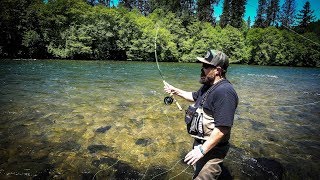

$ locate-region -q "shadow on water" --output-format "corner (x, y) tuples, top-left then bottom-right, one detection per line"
(223, 145), (285, 180)
(90, 156), (169, 180)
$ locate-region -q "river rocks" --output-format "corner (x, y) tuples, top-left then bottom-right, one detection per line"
(92, 156), (143, 179)
(243, 157), (285, 180)
(129, 118), (144, 129)
(92, 156), (118, 167)
(135, 138), (153, 147)
(265, 133), (279, 142)
(74, 114), (84, 119)
(249, 120), (266, 131)
(144, 166), (168, 179)
(95, 125), (111, 133)
(225, 145), (285, 180)
(87, 145), (113, 154)
(247, 140), (267, 156)
(8, 124), (29, 140)
(32, 164), (54, 179)
(118, 101), (133, 109)
(3, 155), (54, 179)
(58, 140), (81, 152)
(81, 172), (96, 180)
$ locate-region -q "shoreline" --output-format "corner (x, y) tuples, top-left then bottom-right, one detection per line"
(0, 58), (318, 68)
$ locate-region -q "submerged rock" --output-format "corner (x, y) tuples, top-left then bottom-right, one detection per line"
(58, 140), (81, 152)
(92, 157), (143, 179)
(95, 125), (112, 133)
(144, 166), (168, 179)
(87, 145), (113, 154)
(225, 145), (284, 179)
(265, 133), (279, 142)
(135, 138), (153, 147)
(243, 157), (285, 180)
(33, 164), (54, 179)
(9, 124), (29, 140)
(129, 118), (144, 129)
(249, 120), (266, 131)
(74, 114), (84, 119)
(92, 157), (118, 167)
(81, 172), (96, 180)
(2, 160), (54, 179)
(118, 101), (133, 109)
(247, 141), (266, 156)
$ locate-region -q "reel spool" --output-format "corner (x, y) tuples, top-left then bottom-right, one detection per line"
(164, 96), (174, 105)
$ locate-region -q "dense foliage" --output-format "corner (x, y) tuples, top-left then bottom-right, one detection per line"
(0, 0), (319, 67)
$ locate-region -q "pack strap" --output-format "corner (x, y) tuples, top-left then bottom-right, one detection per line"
(200, 79), (229, 107)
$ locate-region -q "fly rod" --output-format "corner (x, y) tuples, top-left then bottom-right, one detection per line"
(154, 24), (182, 111)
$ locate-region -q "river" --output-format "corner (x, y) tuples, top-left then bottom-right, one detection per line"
(0, 60), (319, 179)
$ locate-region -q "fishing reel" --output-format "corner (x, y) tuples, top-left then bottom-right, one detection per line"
(164, 95), (182, 110)
(162, 80), (182, 111)
(164, 96), (174, 105)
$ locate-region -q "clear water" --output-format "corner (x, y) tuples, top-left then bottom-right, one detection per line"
(0, 60), (319, 179)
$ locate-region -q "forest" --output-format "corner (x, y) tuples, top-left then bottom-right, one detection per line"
(0, 0), (319, 67)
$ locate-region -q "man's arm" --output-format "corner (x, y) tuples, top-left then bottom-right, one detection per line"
(163, 81), (194, 102)
(184, 126), (230, 165)
(202, 126), (230, 153)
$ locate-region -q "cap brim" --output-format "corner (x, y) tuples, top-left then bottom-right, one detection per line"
(197, 57), (211, 65)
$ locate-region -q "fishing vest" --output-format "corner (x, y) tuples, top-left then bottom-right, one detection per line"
(185, 79), (229, 140)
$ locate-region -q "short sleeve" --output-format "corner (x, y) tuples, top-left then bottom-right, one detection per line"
(204, 83), (238, 127)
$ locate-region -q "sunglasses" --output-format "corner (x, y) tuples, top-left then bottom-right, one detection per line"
(202, 63), (216, 69)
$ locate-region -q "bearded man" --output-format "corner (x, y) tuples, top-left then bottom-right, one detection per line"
(164, 49), (238, 179)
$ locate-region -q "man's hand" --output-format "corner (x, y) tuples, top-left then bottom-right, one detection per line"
(184, 145), (204, 165)
(163, 81), (194, 102)
(163, 81), (176, 94)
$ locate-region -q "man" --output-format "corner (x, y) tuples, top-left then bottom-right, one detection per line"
(164, 49), (238, 179)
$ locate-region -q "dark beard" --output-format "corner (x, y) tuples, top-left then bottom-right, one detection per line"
(199, 70), (214, 85)
(199, 76), (213, 85)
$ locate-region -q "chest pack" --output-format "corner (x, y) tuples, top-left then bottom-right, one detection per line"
(184, 79), (228, 137)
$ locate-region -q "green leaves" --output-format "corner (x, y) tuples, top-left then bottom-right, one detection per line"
(1, 0), (319, 67)
(246, 27), (320, 66)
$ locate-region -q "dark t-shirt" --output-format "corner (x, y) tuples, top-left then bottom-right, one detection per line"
(192, 80), (238, 127)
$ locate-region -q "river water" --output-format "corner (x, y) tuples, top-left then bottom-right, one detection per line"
(0, 60), (319, 179)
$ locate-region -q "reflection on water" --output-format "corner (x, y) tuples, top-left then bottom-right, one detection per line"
(0, 60), (319, 179)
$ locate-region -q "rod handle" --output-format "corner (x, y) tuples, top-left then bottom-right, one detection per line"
(175, 100), (182, 111)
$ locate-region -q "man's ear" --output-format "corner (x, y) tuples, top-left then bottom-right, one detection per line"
(215, 67), (222, 76)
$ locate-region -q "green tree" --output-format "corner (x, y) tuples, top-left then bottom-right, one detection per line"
(253, 0), (267, 28)
(47, 24), (92, 59)
(42, 0), (93, 59)
(21, 0), (48, 58)
(89, 6), (127, 59)
(246, 27), (299, 66)
(266, 0), (280, 26)
(197, 0), (219, 24)
(293, 32), (320, 67)
(0, 0), (36, 58)
(119, 0), (134, 9)
(230, 0), (247, 28)
(280, 0), (296, 28)
(180, 21), (220, 62)
(220, 25), (250, 63)
(219, 0), (231, 28)
(125, 9), (155, 60)
(247, 16), (251, 29)
(297, 1), (315, 32)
